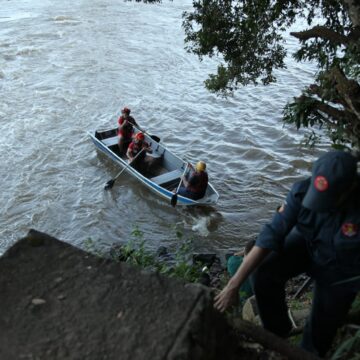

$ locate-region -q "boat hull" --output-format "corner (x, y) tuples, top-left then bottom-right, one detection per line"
(89, 129), (219, 206)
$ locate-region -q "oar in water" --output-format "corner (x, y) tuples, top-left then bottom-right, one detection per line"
(171, 163), (189, 207)
(104, 148), (145, 191)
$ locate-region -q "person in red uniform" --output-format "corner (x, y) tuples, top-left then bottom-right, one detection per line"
(117, 107), (141, 155)
(126, 132), (152, 171)
(178, 161), (208, 200)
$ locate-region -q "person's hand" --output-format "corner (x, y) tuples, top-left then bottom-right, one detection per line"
(214, 284), (239, 312)
(188, 162), (194, 169)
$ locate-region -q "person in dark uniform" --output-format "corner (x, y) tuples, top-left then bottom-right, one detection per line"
(214, 151), (360, 357)
(117, 107), (142, 155)
(177, 161), (208, 200)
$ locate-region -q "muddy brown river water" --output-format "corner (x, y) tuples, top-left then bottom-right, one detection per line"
(0, 0), (328, 255)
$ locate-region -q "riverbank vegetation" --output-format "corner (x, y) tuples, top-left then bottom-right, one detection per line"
(84, 227), (204, 283)
(83, 227), (360, 359)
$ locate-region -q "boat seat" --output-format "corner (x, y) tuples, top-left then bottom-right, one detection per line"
(147, 152), (162, 159)
(102, 137), (118, 147)
(151, 169), (182, 186)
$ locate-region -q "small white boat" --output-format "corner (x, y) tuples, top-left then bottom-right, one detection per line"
(88, 128), (219, 206)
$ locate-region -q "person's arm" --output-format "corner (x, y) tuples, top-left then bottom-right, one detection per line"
(182, 176), (190, 187)
(214, 246), (270, 312)
(214, 180), (308, 312)
(182, 173), (196, 187)
(129, 117), (143, 132)
(182, 167), (197, 187)
(256, 179), (308, 251)
(143, 141), (152, 153)
(126, 146), (133, 162)
(118, 118), (128, 131)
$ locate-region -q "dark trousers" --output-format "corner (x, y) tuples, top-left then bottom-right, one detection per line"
(177, 186), (203, 200)
(251, 232), (357, 357)
(118, 137), (131, 156)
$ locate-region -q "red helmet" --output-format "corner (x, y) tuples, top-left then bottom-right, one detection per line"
(135, 132), (144, 141)
(121, 107), (131, 114)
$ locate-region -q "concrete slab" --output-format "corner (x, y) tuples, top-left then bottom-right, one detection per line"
(0, 230), (239, 360)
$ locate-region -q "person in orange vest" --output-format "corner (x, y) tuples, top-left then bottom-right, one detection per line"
(126, 132), (152, 171)
(117, 107), (142, 155)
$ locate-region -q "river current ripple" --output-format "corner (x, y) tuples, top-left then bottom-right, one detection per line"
(0, 0), (327, 255)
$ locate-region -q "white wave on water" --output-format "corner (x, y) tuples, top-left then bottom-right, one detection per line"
(16, 48), (39, 57)
(190, 217), (211, 237)
(52, 15), (76, 22)
(51, 15), (81, 25)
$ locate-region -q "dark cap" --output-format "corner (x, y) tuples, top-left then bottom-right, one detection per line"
(302, 151), (358, 212)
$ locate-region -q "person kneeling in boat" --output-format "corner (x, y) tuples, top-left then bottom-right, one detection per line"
(178, 161), (208, 200)
(118, 107), (142, 155)
(126, 132), (152, 172)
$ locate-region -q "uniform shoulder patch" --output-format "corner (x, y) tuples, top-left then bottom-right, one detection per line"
(314, 176), (329, 192)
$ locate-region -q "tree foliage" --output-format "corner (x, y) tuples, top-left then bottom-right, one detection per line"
(129, 0), (360, 149)
(182, 0), (360, 149)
